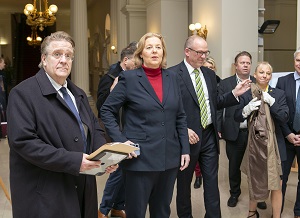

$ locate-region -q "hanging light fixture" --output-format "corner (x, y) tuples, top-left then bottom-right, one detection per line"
(24, 0), (58, 31)
(27, 26), (43, 47)
(189, 22), (208, 40)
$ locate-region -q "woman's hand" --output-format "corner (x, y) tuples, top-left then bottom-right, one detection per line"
(124, 140), (138, 159)
(105, 164), (118, 174)
(180, 154), (190, 171)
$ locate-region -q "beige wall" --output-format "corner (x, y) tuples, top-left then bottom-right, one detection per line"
(264, 0), (297, 72)
(193, 0), (258, 79)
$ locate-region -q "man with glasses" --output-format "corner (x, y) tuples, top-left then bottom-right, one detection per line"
(7, 31), (117, 218)
(169, 35), (251, 218)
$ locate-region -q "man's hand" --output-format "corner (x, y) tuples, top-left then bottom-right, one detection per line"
(180, 154), (190, 171)
(287, 133), (300, 146)
(105, 164), (118, 174)
(80, 154), (101, 172)
(232, 79), (252, 97)
(188, 128), (199, 144)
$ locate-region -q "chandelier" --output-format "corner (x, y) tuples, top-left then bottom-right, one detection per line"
(27, 26), (43, 47)
(189, 23), (208, 40)
(24, 0), (58, 31)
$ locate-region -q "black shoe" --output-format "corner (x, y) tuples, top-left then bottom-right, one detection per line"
(247, 210), (259, 218)
(257, 201), (267, 210)
(227, 196), (238, 207)
(193, 176), (202, 189)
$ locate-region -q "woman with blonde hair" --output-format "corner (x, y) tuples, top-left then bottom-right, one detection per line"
(101, 33), (190, 217)
(235, 62), (289, 218)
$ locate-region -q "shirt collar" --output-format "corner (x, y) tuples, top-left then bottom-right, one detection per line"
(184, 58), (200, 75)
(294, 71), (300, 81)
(45, 73), (67, 91)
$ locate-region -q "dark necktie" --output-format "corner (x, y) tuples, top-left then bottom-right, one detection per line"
(293, 84), (300, 133)
(60, 87), (87, 152)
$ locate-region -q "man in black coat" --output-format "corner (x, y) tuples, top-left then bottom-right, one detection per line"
(217, 51), (267, 209)
(7, 31), (117, 218)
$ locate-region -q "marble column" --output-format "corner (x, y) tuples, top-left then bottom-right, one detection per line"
(70, 0), (90, 96)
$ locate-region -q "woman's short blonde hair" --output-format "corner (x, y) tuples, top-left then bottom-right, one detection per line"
(255, 61), (273, 73)
(134, 32), (167, 69)
(205, 56), (217, 71)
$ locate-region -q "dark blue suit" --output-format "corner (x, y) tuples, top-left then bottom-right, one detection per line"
(276, 72), (300, 215)
(217, 75), (255, 198)
(100, 67), (189, 218)
(169, 61), (240, 218)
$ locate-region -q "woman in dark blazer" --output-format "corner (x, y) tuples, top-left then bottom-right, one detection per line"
(100, 32), (190, 218)
(235, 62), (289, 218)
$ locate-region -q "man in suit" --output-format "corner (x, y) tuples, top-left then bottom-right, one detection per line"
(218, 51), (267, 209)
(97, 45), (136, 218)
(169, 35), (251, 218)
(7, 31), (117, 218)
(276, 48), (300, 218)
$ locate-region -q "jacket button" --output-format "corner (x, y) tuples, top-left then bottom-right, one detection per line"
(161, 122), (165, 126)
(74, 137), (79, 142)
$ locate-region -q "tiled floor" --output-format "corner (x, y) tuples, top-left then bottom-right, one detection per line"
(0, 138), (296, 217)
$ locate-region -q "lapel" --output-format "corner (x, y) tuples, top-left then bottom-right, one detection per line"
(178, 62), (198, 105)
(289, 74), (297, 109)
(137, 68), (163, 106)
(161, 69), (170, 106)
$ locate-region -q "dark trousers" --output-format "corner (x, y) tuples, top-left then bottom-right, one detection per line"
(124, 168), (178, 218)
(282, 141), (300, 216)
(99, 167), (125, 215)
(225, 129), (248, 197)
(176, 125), (221, 218)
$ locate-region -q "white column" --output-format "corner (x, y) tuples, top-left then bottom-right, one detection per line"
(70, 0), (90, 96)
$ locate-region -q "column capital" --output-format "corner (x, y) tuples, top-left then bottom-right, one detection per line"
(121, 4), (146, 16)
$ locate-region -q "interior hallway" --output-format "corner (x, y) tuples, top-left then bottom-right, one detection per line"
(0, 138), (296, 218)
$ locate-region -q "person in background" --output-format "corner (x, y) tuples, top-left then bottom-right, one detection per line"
(0, 57), (6, 138)
(217, 51), (266, 210)
(169, 35), (251, 218)
(101, 32), (190, 218)
(7, 31), (117, 218)
(235, 61), (289, 218)
(97, 44), (137, 218)
(203, 56), (221, 84)
(276, 48), (300, 218)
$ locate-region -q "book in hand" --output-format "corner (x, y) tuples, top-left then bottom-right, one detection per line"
(80, 142), (140, 176)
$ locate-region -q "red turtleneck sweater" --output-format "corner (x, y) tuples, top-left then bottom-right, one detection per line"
(142, 65), (163, 102)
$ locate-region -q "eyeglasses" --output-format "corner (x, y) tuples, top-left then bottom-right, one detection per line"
(188, 47), (210, 57)
(50, 52), (74, 61)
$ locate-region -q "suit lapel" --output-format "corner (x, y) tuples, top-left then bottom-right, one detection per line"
(162, 69), (170, 106)
(137, 68), (162, 106)
(178, 62), (198, 105)
(289, 74), (297, 109)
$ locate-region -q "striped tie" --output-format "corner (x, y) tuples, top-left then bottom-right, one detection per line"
(194, 69), (208, 128)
